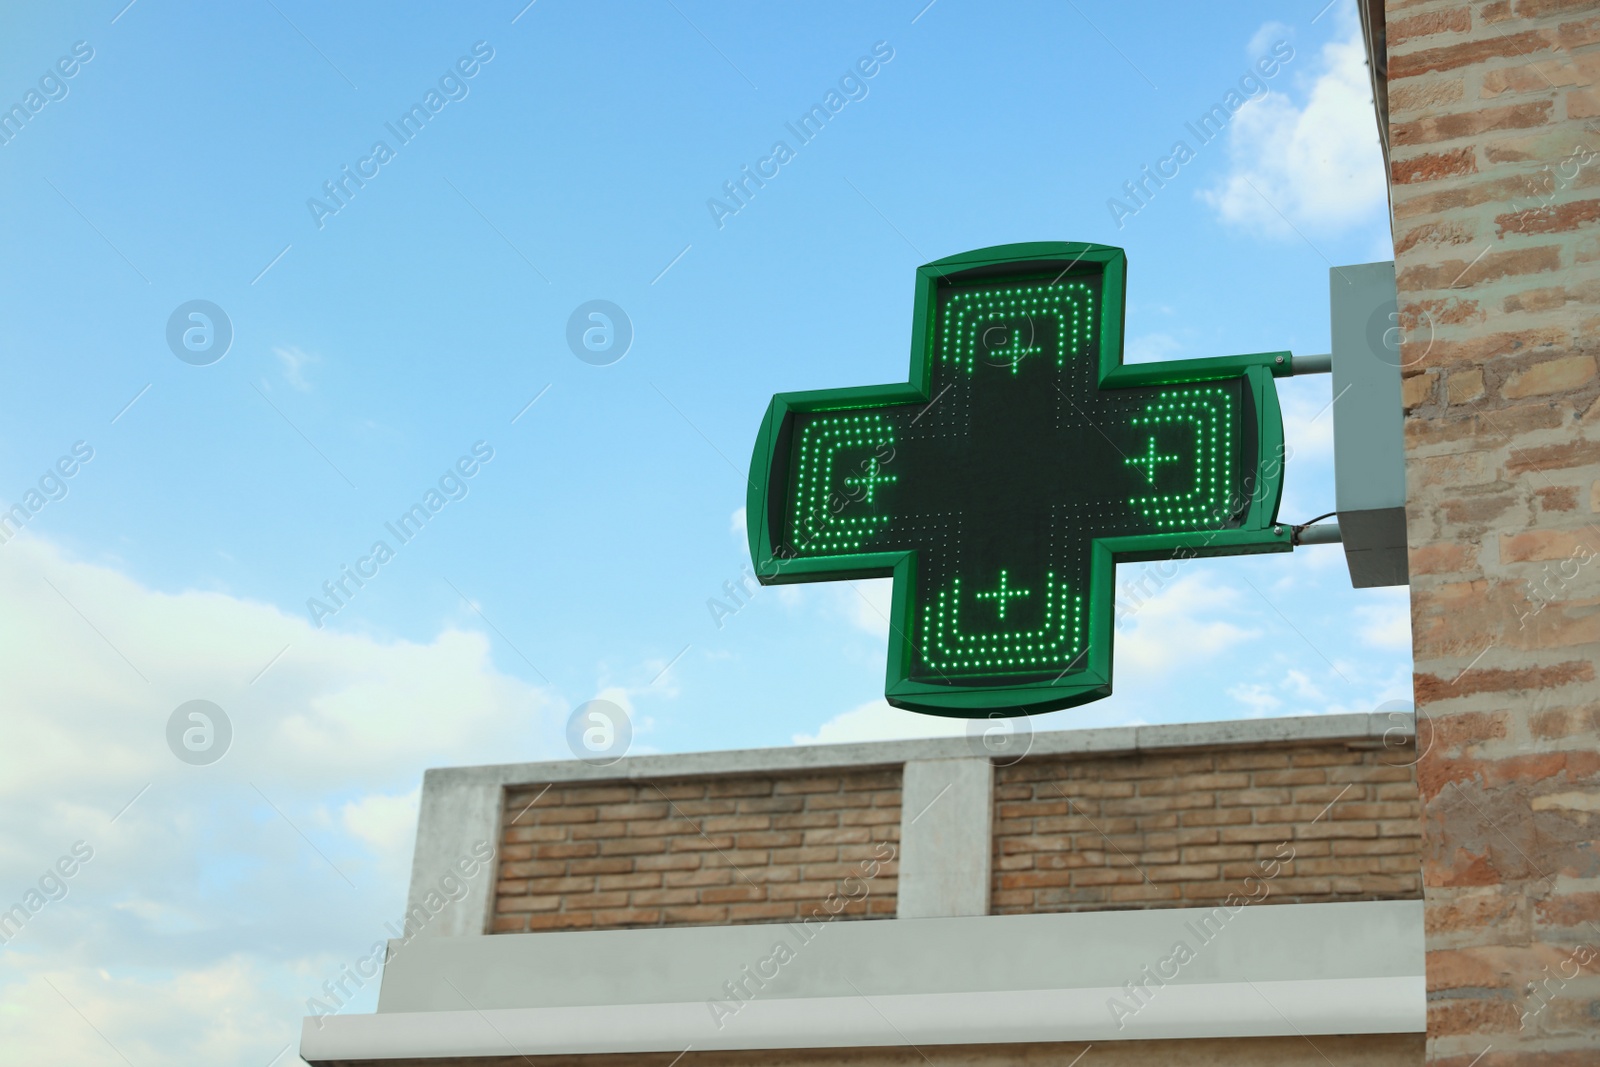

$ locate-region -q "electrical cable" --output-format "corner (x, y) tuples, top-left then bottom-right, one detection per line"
(1290, 511), (1338, 547)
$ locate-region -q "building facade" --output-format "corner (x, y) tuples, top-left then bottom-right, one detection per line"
(1382, 0), (1600, 1062)
(300, 715), (1426, 1065)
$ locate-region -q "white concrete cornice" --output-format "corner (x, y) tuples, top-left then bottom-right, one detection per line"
(301, 901), (1424, 1063)
(302, 977), (1422, 1062)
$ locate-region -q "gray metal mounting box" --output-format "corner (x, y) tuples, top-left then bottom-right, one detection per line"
(1330, 262), (1409, 588)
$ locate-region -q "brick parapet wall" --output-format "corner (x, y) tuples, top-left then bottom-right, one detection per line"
(992, 740), (1422, 913)
(492, 768), (900, 933)
(484, 730), (1423, 935)
(1385, 0), (1600, 1061)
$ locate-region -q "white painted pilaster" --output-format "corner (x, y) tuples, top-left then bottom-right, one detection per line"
(895, 757), (993, 918)
(403, 769), (503, 937)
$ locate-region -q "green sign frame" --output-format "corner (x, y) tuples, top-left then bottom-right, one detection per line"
(746, 242), (1294, 717)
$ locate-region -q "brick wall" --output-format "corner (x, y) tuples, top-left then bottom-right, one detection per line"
(492, 769), (900, 933)
(992, 740), (1422, 913)
(1386, 1), (1600, 1062)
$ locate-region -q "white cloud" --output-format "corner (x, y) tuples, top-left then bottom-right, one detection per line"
(1248, 22), (1295, 59)
(1200, 18), (1387, 237)
(1228, 682), (1282, 716)
(341, 787), (421, 876)
(1347, 662), (1417, 716)
(591, 684), (637, 717)
(3, 958), (295, 1067)
(792, 698), (965, 746)
(840, 578), (893, 638)
(273, 345), (319, 392)
(629, 650), (684, 698)
(1284, 668), (1325, 702)
(0, 534), (565, 1066)
(1279, 384), (1337, 467)
(1223, 654), (1413, 721)
(1125, 332), (1184, 365)
(1358, 589), (1413, 650)
(730, 506), (746, 539)
(1115, 572), (1262, 673)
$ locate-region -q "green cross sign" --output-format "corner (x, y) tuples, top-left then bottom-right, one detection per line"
(746, 243), (1294, 717)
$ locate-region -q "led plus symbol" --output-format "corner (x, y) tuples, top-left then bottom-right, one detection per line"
(1126, 436), (1180, 485)
(844, 458), (897, 504)
(975, 570), (1030, 620)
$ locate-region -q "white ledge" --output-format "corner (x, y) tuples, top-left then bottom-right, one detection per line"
(420, 712), (1414, 791)
(301, 901), (1424, 1063)
(302, 978), (1422, 1062)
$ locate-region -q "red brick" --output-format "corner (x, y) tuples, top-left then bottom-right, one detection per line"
(1535, 891), (1600, 928)
(719, 903), (795, 923)
(1415, 660), (1595, 705)
(731, 796), (802, 815)
(1389, 29), (1553, 80)
(493, 767), (904, 932)
(1509, 435), (1600, 474)
(1499, 198), (1600, 238)
(526, 912), (595, 931)
(733, 831), (803, 848)
(700, 885), (767, 904)
(547, 786), (631, 804)
(1535, 484), (1580, 511)
(590, 907), (662, 926)
(595, 872), (662, 891)
(698, 814), (771, 833)
(773, 812), (840, 829)
(662, 868), (733, 889)
(1389, 6), (1473, 46)
(503, 826), (567, 844)
(632, 853), (700, 872)
(533, 806), (598, 825)
(771, 777), (840, 795)
(1393, 100), (1554, 147)
(497, 894), (561, 913)
(596, 839), (665, 856)
(1399, 247), (1563, 293)
(595, 802), (668, 820)
(1500, 527), (1600, 562)
(668, 799), (739, 817)
(703, 779), (771, 798)
(665, 835), (734, 853)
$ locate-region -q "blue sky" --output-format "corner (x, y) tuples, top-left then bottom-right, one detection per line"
(0, 2), (1406, 1063)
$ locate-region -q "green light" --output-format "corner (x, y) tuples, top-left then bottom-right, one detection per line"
(974, 569), (1029, 619)
(924, 571), (1084, 673)
(1127, 387), (1235, 530)
(1126, 436), (1180, 484)
(790, 412), (896, 554)
(843, 457), (897, 504)
(941, 281), (1095, 374)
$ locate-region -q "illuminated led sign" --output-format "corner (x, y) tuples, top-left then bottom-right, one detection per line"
(745, 243), (1293, 717)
